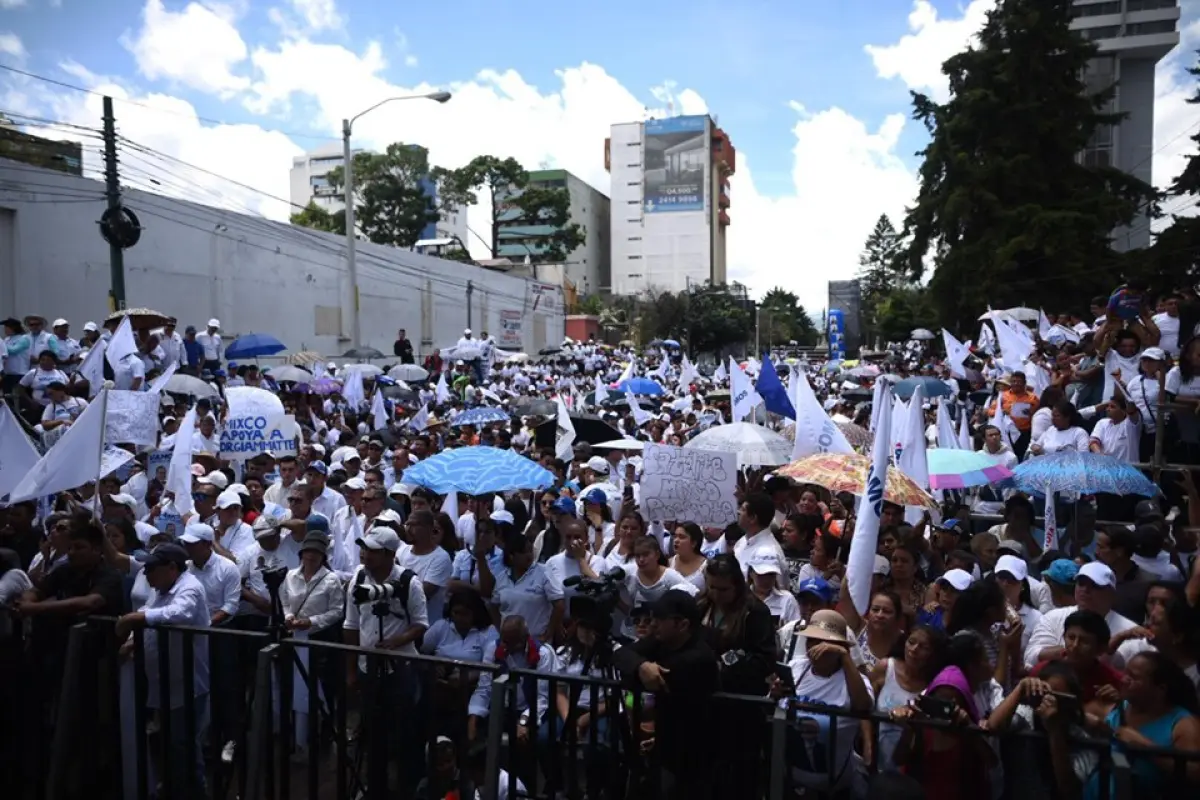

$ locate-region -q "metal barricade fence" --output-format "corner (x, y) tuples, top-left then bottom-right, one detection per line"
(35, 619), (1200, 800)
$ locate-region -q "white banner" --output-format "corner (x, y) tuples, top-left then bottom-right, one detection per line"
(104, 390), (161, 447)
(640, 443), (737, 527)
(219, 414), (299, 461)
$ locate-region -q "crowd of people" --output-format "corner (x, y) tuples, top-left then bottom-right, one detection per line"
(2, 288), (1200, 800)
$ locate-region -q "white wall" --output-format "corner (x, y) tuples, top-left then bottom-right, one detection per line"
(609, 122), (647, 296)
(564, 173), (610, 295)
(0, 159), (563, 358)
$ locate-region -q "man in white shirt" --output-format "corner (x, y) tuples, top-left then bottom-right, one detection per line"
(1152, 294), (1182, 358)
(264, 455), (300, 506)
(214, 491), (255, 563)
(732, 493), (788, 586)
(158, 318), (185, 372)
(1023, 561), (1139, 669)
(49, 319), (81, 372)
(197, 318), (222, 371)
(115, 543), (210, 790)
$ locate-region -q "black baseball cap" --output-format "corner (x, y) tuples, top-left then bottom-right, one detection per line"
(1134, 500), (1164, 522)
(143, 543), (189, 570)
(651, 591), (699, 625)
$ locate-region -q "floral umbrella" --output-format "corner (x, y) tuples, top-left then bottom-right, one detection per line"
(778, 453), (937, 509)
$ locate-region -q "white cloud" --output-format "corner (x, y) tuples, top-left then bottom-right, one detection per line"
(866, 0), (994, 104)
(0, 31), (25, 60)
(404, 54), (418, 68)
(121, 0), (250, 98)
(0, 0), (28, 9)
(1151, 18), (1200, 196)
(3, 12), (921, 312)
(290, 0), (342, 31)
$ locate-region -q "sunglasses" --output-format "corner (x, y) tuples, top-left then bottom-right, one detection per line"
(191, 492), (208, 502)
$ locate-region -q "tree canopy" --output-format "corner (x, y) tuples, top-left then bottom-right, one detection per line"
(894, 0), (1157, 331)
(758, 287), (818, 347)
(433, 156), (585, 264)
(856, 214), (906, 344)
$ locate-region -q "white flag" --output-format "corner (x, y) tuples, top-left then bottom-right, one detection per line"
(957, 405), (971, 450)
(8, 390), (109, 504)
(408, 404), (430, 432)
(713, 361), (727, 382)
(788, 370), (853, 459)
(105, 317), (137, 372)
(79, 339), (108, 397)
(148, 362), (178, 394)
(435, 372), (452, 404)
(593, 374), (610, 407)
(728, 357), (761, 422)
(342, 367), (366, 409)
(897, 386), (930, 525)
(166, 409), (198, 517)
(989, 392), (1019, 448)
(1038, 309), (1052, 340)
(626, 390), (654, 427)
(935, 398), (960, 450)
(941, 329), (972, 380)
(0, 402), (41, 499)
(554, 397), (576, 460)
(846, 382), (893, 615)
(371, 390), (389, 431)
(679, 354), (700, 388)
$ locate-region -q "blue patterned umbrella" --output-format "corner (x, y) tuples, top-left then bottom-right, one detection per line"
(1009, 452), (1158, 498)
(225, 333), (286, 359)
(401, 446), (555, 495)
(450, 407), (511, 427)
(617, 377), (665, 396)
(894, 376), (953, 400)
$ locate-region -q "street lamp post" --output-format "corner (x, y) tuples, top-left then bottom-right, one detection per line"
(342, 90), (452, 348)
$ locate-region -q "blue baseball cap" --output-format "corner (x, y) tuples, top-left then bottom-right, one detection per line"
(305, 514), (330, 535)
(582, 488), (607, 506)
(1043, 559), (1079, 586)
(550, 497), (576, 516)
(304, 460), (328, 476)
(796, 576), (836, 604)
(935, 518), (966, 536)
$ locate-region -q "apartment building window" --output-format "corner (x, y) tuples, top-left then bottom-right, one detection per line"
(628, 255), (642, 260)
(627, 181), (640, 186)
(310, 156), (342, 168)
(1124, 20), (1177, 35)
(1079, 25), (1122, 39)
(1126, 0), (1178, 11)
(1072, 1), (1121, 17)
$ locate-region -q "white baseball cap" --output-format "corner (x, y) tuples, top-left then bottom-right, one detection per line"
(52, 318), (69, 328)
(937, 569), (974, 592)
(198, 471), (229, 490)
(1077, 561), (1116, 588)
(106, 492), (137, 510)
(83, 321), (98, 332)
(995, 554), (1028, 582)
(207, 318), (221, 328)
(342, 477), (367, 491)
(748, 556), (781, 576)
(215, 490), (242, 510)
(356, 528), (401, 551)
(463, 328), (472, 335)
(181, 522), (215, 544)
(873, 554), (891, 576)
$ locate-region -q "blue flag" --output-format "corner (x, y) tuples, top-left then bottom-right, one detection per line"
(755, 355), (795, 419)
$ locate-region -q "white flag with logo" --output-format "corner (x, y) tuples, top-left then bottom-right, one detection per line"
(788, 370), (853, 459)
(728, 357), (761, 422)
(846, 382), (893, 615)
(79, 339), (108, 397)
(627, 390), (654, 427)
(8, 390), (109, 504)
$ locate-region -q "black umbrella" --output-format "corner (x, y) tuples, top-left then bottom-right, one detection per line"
(535, 415), (623, 449)
(341, 347), (385, 360)
(513, 397), (556, 416)
(843, 387), (873, 402)
(600, 394), (659, 410)
(381, 385), (418, 406)
(538, 346), (563, 356)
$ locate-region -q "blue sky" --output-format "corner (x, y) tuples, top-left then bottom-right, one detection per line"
(1, 0), (1197, 309)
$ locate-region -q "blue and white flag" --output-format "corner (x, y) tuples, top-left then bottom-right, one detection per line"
(847, 382), (893, 616)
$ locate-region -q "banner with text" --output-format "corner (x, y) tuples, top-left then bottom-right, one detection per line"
(640, 442), (737, 527)
(219, 414), (299, 461)
(104, 390), (161, 447)
(643, 115), (708, 213)
(498, 309), (523, 348)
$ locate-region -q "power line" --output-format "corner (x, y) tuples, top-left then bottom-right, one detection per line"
(0, 63), (339, 143)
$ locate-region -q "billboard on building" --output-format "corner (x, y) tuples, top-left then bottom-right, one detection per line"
(827, 280), (863, 356)
(643, 115), (707, 213)
(828, 309), (846, 362)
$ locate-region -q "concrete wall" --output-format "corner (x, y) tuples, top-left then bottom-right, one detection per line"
(0, 159), (564, 358)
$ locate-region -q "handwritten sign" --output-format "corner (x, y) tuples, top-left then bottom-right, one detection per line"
(219, 414), (299, 461)
(640, 443), (737, 527)
(104, 390), (160, 447)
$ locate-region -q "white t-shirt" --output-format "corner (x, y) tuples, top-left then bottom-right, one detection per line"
(1090, 416), (1139, 462)
(1033, 425), (1089, 455)
(1153, 313), (1181, 357)
(397, 547), (453, 622)
(1103, 350), (1142, 401)
(20, 367), (69, 406)
(41, 396), (88, 424)
(786, 654), (875, 791)
(1165, 366), (1200, 398)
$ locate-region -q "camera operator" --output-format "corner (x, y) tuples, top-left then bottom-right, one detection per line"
(612, 591), (718, 800)
(343, 527), (428, 785)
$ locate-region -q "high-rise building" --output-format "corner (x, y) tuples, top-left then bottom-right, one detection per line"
(288, 143), (468, 245)
(605, 115), (735, 296)
(493, 169), (611, 296)
(1071, 0), (1181, 249)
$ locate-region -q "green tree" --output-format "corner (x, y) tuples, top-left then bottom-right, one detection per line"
(290, 200), (344, 235)
(758, 287), (818, 348)
(857, 214), (903, 343)
(323, 143), (441, 249)
(434, 156), (585, 264)
(683, 283), (753, 355)
(1145, 51), (1200, 291)
(875, 287), (937, 343)
(894, 0), (1157, 331)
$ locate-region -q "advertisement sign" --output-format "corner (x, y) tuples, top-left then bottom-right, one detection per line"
(828, 309), (846, 361)
(526, 282), (560, 314)
(498, 310), (523, 348)
(643, 115), (707, 213)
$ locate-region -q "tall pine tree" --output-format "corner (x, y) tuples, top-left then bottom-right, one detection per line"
(857, 214), (903, 345)
(895, 0), (1156, 330)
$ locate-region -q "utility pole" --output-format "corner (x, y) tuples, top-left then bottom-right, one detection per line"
(101, 97), (126, 311)
(466, 280), (474, 329)
(341, 118), (360, 349)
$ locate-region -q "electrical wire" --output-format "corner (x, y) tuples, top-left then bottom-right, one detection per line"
(0, 63), (338, 143)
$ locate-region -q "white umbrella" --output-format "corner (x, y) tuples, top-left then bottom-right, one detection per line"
(685, 423), (792, 468)
(344, 364), (383, 377)
(388, 364), (429, 382)
(164, 374), (219, 399)
(268, 365), (314, 383)
(1002, 307), (1039, 322)
(910, 328), (935, 340)
(593, 439), (644, 451)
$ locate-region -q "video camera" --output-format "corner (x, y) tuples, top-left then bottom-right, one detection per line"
(564, 567), (626, 633)
(256, 559), (288, 594)
(352, 578), (406, 605)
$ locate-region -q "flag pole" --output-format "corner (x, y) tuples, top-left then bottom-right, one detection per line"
(93, 389), (109, 521)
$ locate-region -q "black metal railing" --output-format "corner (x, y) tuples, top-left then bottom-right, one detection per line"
(32, 617), (1200, 800)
